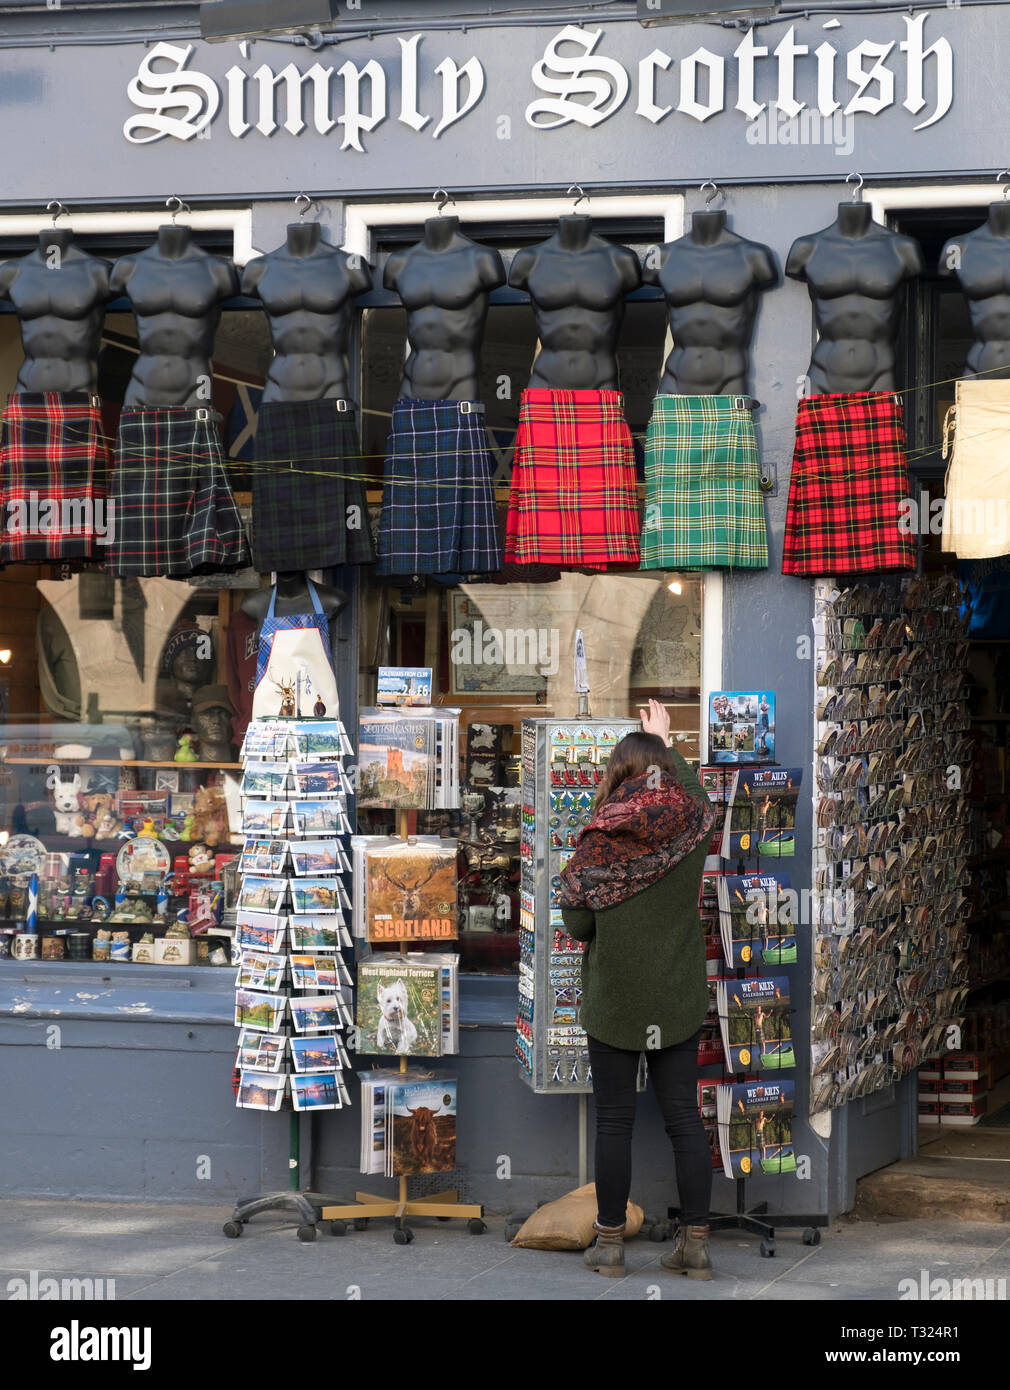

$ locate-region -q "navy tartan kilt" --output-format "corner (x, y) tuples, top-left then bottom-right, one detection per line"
(376, 397), (502, 577)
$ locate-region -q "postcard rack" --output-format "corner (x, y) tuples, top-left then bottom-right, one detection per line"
(223, 716), (356, 1243)
(679, 766), (826, 1257)
(321, 806), (486, 1244)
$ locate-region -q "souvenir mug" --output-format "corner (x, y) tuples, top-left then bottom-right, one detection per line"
(13, 933), (39, 960)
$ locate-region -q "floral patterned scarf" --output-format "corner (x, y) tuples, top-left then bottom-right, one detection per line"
(558, 770), (715, 912)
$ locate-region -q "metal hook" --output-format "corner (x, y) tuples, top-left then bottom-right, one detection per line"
(700, 180), (724, 208)
(46, 200), (68, 226)
(846, 172), (865, 203)
(165, 195), (191, 225)
(294, 192), (312, 222)
(566, 184), (588, 212)
(998, 171), (1010, 203)
(432, 188), (455, 216)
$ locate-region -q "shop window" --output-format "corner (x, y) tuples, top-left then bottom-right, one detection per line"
(357, 247), (703, 976)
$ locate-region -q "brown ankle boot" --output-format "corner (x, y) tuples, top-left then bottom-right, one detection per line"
(584, 1220), (626, 1277)
(661, 1224), (713, 1280)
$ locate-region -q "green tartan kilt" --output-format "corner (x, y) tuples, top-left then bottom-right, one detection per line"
(639, 394), (769, 571)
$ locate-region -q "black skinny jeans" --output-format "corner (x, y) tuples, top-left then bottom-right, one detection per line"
(587, 1030), (712, 1229)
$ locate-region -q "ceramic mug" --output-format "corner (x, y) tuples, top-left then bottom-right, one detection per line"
(13, 933), (39, 960)
(0, 934), (11, 959)
(41, 936), (65, 960)
(68, 933), (90, 960)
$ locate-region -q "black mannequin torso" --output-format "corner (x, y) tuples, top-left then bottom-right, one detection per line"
(939, 203), (1010, 378)
(241, 223), (372, 403)
(383, 217), (505, 400)
(786, 203), (923, 393)
(509, 216), (642, 390)
(643, 211), (777, 396)
(111, 226), (238, 407)
(241, 572), (348, 622)
(0, 231), (112, 393)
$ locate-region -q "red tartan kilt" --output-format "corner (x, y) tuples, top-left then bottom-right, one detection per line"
(504, 388), (641, 570)
(782, 391), (916, 577)
(0, 392), (110, 563)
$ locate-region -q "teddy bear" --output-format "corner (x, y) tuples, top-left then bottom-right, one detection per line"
(188, 842), (215, 876)
(79, 790), (121, 841)
(51, 773), (87, 837)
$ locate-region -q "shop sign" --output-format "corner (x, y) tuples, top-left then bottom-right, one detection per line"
(123, 16), (953, 150)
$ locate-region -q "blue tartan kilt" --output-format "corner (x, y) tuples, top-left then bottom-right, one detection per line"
(376, 398), (502, 577)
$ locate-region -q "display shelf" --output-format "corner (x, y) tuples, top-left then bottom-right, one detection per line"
(1, 757), (242, 770)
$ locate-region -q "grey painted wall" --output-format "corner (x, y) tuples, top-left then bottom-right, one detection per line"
(0, 0), (952, 1211)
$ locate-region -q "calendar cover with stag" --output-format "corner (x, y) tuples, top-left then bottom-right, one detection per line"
(365, 839), (458, 943)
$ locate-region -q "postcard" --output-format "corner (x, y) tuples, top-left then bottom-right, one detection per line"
(237, 1071), (286, 1111)
(291, 1071), (343, 1111)
(288, 915), (346, 952)
(240, 800), (291, 836)
(240, 763), (292, 799)
(289, 1034), (341, 1073)
(289, 877), (344, 915)
(237, 875), (288, 916)
(235, 950), (287, 993)
(289, 994), (343, 1034)
(237, 1030), (286, 1074)
(289, 800), (343, 838)
(291, 762), (349, 799)
(234, 989), (285, 1033)
(235, 912), (287, 953)
(288, 840), (341, 876)
(239, 838), (290, 877)
(290, 721), (351, 761)
(290, 953), (339, 992)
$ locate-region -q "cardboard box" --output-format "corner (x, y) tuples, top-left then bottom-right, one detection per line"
(131, 941), (156, 964)
(940, 1096), (988, 1125)
(155, 937), (195, 966)
(938, 1077), (989, 1102)
(919, 1057), (943, 1081)
(943, 1053), (987, 1079)
(918, 1101), (940, 1123)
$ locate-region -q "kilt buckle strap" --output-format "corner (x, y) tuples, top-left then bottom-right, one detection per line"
(734, 396), (748, 411)
(89, 393), (101, 409)
(458, 401), (485, 415)
(195, 407), (210, 422)
(334, 399), (350, 413)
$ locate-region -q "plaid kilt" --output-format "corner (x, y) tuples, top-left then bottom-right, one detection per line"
(640, 394), (768, 571)
(376, 397), (501, 576)
(504, 389), (640, 570)
(251, 399), (374, 572)
(782, 392), (915, 576)
(109, 407), (249, 578)
(0, 392), (110, 562)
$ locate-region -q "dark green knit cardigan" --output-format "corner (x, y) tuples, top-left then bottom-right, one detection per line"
(560, 747), (710, 1052)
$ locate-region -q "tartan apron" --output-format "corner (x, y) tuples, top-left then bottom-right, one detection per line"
(504, 388), (640, 570)
(251, 398), (375, 573)
(376, 397), (501, 577)
(782, 391), (915, 577)
(640, 394), (768, 571)
(252, 578), (339, 721)
(0, 391), (110, 562)
(109, 406), (249, 578)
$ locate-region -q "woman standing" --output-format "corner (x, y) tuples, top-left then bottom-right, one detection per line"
(559, 699), (716, 1280)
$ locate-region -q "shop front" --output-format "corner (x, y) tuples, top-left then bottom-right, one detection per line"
(0, 1), (1006, 1224)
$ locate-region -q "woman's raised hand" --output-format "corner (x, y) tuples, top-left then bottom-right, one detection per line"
(639, 697), (670, 744)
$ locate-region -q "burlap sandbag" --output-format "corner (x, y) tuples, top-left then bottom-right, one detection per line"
(509, 1182), (644, 1250)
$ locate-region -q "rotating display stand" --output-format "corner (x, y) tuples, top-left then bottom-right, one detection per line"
(321, 805), (486, 1243)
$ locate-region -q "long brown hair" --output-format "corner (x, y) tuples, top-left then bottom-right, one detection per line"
(593, 732), (678, 810)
